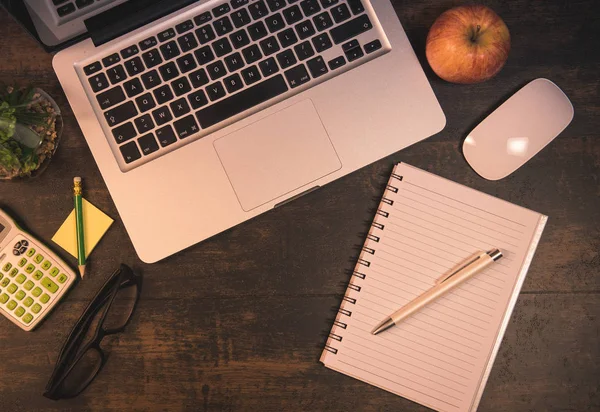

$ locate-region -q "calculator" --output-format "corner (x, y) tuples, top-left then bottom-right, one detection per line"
(0, 208), (76, 331)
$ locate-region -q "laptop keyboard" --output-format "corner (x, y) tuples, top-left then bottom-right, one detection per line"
(80, 0), (389, 171)
(52, 0), (116, 18)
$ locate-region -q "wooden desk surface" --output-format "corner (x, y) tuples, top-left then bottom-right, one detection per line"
(1, 1), (598, 410)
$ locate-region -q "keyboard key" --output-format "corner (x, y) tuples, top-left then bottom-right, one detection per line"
(328, 55), (346, 69)
(24, 280), (34, 291)
(40, 293), (50, 304)
(300, 0), (321, 16)
(307, 55), (328, 77)
(57, 4), (75, 17)
(76, 0), (94, 8)
(342, 39), (364, 61)
(231, 0), (249, 9)
(364, 39), (382, 54)
(194, 46), (215, 65)
(265, 13), (285, 33)
(276, 49), (297, 68)
(0, 293), (8, 304)
(196, 25), (217, 44)
(33, 270), (43, 280)
(189, 68), (210, 88)
(320, 0), (338, 7)
(231, 9), (251, 28)
(112, 122), (137, 144)
(32, 287), (42, 297)
(348, 0), (364, 14)
(213, 38), (233, 57)
(267, 0), (286, 12)
(121, 45), (139, 59)
(173, 115), (200, 139)
(331, 4), (351, 23)
(241, 65), (262, 85)
(224, 52), (245, 72)
(154, 85), (174, 104)
(170, 99), (190, 118)
(105, 101), (138, 126)
(24, 296), (33, 307)
(134, 114), (155, 133)
(18, 258), (27, 267)
(284, 64), (310, 87)
(230, 30), (251, 49)
(16, 274), (26, 284)
(223, 74), (244, 93)
(120, 141), (141, 163)
(15, 306), (25, 317)
(188, 90), (209, 109)
(22, 313), (33, 324)
(259, 57), (279, 76)
(160, 41), (181, 60)
(102, 53), (121, 67)
(196, 74), (288, 128)
(159, 62), (180, 81)
(283, 5), (302, 24)
(50, 267), (59, 277)
(107, 64), (127, 84)
(213, 4), (231, 17)
(89, 73), (109, 92)
(176, 54), (197, 73)
(313, 11), (333, 31)
(171, 77), (192, 96)
(156, 125), (178, 147)
(26, 248), (35, 258)
(312, 32), (332, 52)
(83, 61), (101, 75)
(1, 278), (9, 287)
(34, 254), (44, 264)
(277, 28), (298, 47)
(158, 28), (176, 42)
(138, 133), (160, 155)
(207, 61), (227, 80)
(259, 36), (281, 56)
(207, 82), (227, 101)
(140, 36), (158, 50)
(97, 86), (125, 110)
(57, 273), (68, 284)
(294, 41), (315, 60)
(32, 303), (42, 314)
(242, 44), (262, 64)
(176, 20), (195, 34)
(194, 11), (212, 26)
(7, 283), (17, 293)
(330, 14), (372, 44)
(249, 1), (269, 19)
(25, 264), (35, 274)
(135, 93), (157, 113)
(123, 78), (144, 97)
(16, 290), (25, 300)
(248, 21), (268, 41)
(295, 20), (316, 39)
(124, 57), (144, 76)
(142, 49), (163, 68)
(177, 33), (199, 52)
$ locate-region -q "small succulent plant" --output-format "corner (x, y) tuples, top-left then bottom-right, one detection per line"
(0, 86), (60, 179)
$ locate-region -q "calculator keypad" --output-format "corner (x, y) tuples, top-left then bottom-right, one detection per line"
(0, 235), (75, 331)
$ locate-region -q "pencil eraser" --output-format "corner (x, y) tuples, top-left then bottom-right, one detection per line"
(74, 177), (82, 183)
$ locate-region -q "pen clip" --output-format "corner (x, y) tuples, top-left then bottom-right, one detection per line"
(436, 254), (481, 284)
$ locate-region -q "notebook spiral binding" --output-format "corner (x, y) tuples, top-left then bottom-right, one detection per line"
(324, 173), (403, 356)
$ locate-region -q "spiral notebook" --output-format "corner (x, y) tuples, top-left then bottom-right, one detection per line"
(321, 163), (547, 412)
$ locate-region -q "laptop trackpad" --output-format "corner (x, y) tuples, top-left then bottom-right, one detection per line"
(214, 100), (342, 211)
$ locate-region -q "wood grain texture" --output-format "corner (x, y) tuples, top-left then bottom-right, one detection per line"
(0, 0), (599, 411)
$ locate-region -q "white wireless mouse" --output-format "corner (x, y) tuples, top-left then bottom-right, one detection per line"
(463, 78), (574, 180)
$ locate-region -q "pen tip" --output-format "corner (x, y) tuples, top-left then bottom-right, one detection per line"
(371, 317), (395, 335)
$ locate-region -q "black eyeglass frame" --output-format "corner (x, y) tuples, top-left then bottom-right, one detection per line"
(44, 264), (142, 400)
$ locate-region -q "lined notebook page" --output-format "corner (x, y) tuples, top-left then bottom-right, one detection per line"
(321, 163), (547, 412)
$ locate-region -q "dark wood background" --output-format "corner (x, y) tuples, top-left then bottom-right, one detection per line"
(1, 0), (598, 410)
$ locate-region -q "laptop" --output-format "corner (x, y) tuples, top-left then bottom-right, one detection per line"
(3, 0), (445, 263)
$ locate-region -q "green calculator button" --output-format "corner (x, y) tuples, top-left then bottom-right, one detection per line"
(0, 273), (2, 281)
(42, 260), (52, 270)
(2, 262), (11, 272)
(26, 248), (36, 257)
(25, 264), (35, 274)
(57, 274), (68, 284)
(23, 297), (33, 307)
(32, 287), (42, 297)
(1, 278), (9, 287)
(40, 277), (59, 294)
(15, 306), (25, 317)
(0, 293), (8, 304)
(7, 284), (17, 294)
(22, 313), (33, 324)
(40, 293), (50, 304)
(9, 268), (18, 277)
(16, 274), (26, 284)
(18, 258), (27, 267)
(34, 254), (44, 264)
(32, 303), (41, 314)
(50, 267), (60, 277)
(15, 290), (25, 300)
(24, 280), (34, 290)
(7, 300), (17, 310)
(33, 270), (43, 280)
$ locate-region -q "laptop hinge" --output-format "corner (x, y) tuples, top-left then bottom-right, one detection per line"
(85, 0), (199, 47)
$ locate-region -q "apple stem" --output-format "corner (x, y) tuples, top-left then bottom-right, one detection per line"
(470, 25), (482, 42)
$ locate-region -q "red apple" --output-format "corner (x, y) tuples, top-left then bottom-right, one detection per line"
(426, 5), (510, 84)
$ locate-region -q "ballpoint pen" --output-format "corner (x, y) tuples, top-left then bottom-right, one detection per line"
(371, 248), (503, 335)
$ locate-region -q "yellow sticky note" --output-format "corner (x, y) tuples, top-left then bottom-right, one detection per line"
(52, 198), (113, 259)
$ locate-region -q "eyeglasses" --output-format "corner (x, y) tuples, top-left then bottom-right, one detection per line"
(44, 264), (142, 400)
